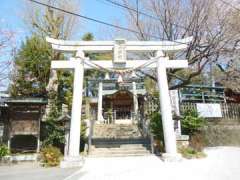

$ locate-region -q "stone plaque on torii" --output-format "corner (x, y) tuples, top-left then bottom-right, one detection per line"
(46, 37), (193, 167)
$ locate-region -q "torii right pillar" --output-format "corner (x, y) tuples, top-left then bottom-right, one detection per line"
(156, 51), (186, 161)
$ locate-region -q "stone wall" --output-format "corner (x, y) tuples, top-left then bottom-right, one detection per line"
(202, 125), (240, 147)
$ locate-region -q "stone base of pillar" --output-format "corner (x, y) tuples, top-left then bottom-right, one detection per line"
(60, 156), (84, 168)
(97, 115), (105, 124)
(95, 120), (104, 124)
(161, 153), (182, 162)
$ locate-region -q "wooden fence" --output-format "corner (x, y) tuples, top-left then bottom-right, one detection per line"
(180, 103), (240, 120)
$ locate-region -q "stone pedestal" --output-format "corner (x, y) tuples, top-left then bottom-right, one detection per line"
(176, 135), (189, 148)
(60, 156), (84, 168)
(161, 153), (182, 162)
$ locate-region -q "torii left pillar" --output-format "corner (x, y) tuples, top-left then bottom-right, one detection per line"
(51, 51), (85, 168)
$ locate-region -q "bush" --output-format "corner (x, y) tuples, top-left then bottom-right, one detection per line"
(80, 121), (87, 152)
(179, 146), (206, 159)
(149, 112), (163, 141)
(0, 144), (9, 159)
(40, 145), (62, 167)
(41, 120), (65, 149)
(149, 112), (165, 152)
(181, 109), (205, 136)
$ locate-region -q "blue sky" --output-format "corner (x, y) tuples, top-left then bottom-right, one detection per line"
(0, 0), (127, 42)
(0, 0), (128, 90)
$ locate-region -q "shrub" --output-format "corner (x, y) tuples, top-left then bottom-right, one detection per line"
(41, 120), (65, 148)
(179, 146), (206, 159)
(40, 145), (62, 167)
(0, 144), (9, 159)
(149, 112), (163, 141)
(149, 112), (165, 152)
(181, 109), (205, 136)
(80, 121), (87, 152)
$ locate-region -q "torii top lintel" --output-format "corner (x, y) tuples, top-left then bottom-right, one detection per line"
(47, 37), (193, 70)
(46, 37), (192, 53)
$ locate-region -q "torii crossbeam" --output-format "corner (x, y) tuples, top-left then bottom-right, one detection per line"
(46, 37), (192, 167)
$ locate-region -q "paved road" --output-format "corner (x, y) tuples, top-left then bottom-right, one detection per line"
(0, 162), (78, 180)
(70, 147), (240, 180)
(1, 147), (240, 180)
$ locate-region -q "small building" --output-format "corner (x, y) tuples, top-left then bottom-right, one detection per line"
(2, 98), (47, 153)
(0, 91), (10, 143)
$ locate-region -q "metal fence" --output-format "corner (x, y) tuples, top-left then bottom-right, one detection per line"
(180, 102), (240, 120)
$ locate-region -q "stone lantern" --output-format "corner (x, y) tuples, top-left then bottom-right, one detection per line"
(57, 104), (71, 157)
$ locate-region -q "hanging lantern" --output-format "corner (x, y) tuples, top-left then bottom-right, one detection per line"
(117, 74), (123, 83)
(104, 72), (110, 80)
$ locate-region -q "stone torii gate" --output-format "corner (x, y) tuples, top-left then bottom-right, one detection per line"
(46, 37), (192, 168)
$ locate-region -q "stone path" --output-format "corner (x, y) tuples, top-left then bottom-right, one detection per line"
(67, 147), (240, 180)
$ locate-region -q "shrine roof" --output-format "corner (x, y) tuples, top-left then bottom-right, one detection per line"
(182, 85), (225, 90)
(5, 97), (47, 104)
(87, 77), (144, 83)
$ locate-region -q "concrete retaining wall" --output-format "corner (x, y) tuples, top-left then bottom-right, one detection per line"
(203, 125), (240, 147)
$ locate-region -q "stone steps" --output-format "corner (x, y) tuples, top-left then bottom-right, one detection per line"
(89, 143), (151, 157)
(92, 138), (150, 145)
(93, 124), (142, 139)
(91, 143), (150, 150)
(88, 152), (151, 158)
(91, 148), (150, 154)
(89, 123), (151, 157)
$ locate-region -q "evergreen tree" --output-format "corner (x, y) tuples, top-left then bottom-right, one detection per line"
(82, 32), (94, 41)
(11, 36), (52, 97)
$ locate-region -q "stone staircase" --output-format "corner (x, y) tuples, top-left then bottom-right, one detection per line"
(93, 124), (142, 139)
(89, 124), (151, 157)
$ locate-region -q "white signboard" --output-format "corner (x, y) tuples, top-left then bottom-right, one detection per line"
(170, 90), (181, 135)
(197, 103), (222, 118)
(170, 90), (180, 116)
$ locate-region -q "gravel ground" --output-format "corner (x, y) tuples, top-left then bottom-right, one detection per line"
(1, 147), (240, 180)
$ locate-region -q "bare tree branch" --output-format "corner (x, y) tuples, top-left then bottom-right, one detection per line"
(122, 0), (240, 89)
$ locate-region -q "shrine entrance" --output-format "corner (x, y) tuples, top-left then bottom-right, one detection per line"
(46, 36), (193, 168)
